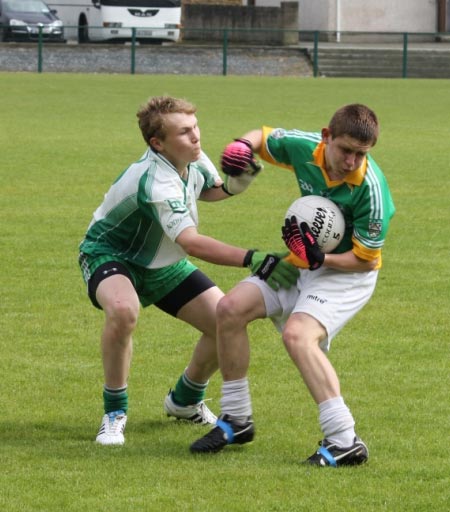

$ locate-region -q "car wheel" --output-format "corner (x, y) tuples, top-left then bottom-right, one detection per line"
(78, 15), (89, 43)
(1, 27), (8, 42)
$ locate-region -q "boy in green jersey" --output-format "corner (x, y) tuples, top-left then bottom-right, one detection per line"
(78, 96), (298, 445)
(191, 104), (395, 467)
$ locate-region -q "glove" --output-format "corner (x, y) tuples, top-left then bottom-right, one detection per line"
(222, 160), (263, 195)
(281, 217), (325, 270)
(221, 138), (262, 177)
(243, 250), (299, 290)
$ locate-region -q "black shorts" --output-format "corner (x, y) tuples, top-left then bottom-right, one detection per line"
(87, 260), (215, 317)
(154, 269), (216, 316)
(87, 261), (133, 310)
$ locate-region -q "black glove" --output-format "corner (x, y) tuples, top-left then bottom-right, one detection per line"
(243, 250), (299, 290)
(281, 217), (324, 270)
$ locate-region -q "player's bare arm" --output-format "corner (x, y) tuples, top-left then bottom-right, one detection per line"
(176, 227), (248, 266)
(176, 227), (299, 290)
(199, 183), (231, 202)
(239, 129), (264, 153)
(323, 250), (379, 272)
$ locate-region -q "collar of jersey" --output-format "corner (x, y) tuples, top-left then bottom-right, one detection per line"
(312, 141), (366, 186)
(149, 148), (184, 175)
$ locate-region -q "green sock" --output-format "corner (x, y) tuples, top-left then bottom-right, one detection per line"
(103, 386), (128, 414)
(172, 372), (207, 406)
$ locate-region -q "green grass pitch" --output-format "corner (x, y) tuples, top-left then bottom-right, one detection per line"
(1, 72), (450, 511)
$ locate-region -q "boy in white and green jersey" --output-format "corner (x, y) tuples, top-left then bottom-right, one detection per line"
(79, 149), (222, 306)
(191, 104), (395, 467)
(78, 96), (299, 446)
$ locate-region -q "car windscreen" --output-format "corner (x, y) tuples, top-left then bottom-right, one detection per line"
(101, 0), (181, 7)
(3, 0), (51, 13)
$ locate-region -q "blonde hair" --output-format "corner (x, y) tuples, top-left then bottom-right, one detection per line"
(137, 96), (197, 145)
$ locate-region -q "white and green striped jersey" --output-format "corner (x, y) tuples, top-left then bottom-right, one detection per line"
(79, 148), (220, 269)
(260, 126), (395, 265)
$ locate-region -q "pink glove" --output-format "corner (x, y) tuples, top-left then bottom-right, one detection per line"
(281, 217), (325, 270)
(221, 138), (259, 176)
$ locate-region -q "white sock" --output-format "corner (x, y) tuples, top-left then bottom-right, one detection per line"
(220, 378), (252, 422)
(319, 396), (356, 447)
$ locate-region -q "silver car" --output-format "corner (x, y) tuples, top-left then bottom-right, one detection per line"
(0, 0), (64, 42)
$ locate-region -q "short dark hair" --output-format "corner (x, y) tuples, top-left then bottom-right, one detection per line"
(328, 104), (379, 145)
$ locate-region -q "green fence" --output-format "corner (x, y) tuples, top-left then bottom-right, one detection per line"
(1, 27), (449, 77)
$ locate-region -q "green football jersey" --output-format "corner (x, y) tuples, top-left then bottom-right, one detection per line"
(79, 149), (220, 269)
(261, 127), (395, 263)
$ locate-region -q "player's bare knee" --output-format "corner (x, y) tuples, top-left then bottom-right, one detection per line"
(282, 325), (314, 354)
(105, 299), (139, 333)
(216, 294), (248, 329)
(216, 294), (238, 324)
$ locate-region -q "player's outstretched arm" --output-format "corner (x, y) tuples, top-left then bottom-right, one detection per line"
(176, 228), (298, 290)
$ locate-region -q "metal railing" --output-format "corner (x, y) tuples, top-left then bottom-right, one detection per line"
(1, 27), (449, 77)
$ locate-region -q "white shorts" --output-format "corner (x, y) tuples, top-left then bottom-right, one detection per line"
(244, 266), (378, 352)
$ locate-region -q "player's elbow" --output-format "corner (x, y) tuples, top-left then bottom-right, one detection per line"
(176, 228), (200, 254)
(176, 236), (204, 259)
(371, 258), (380, 270)
(361, 257), (379, 271)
